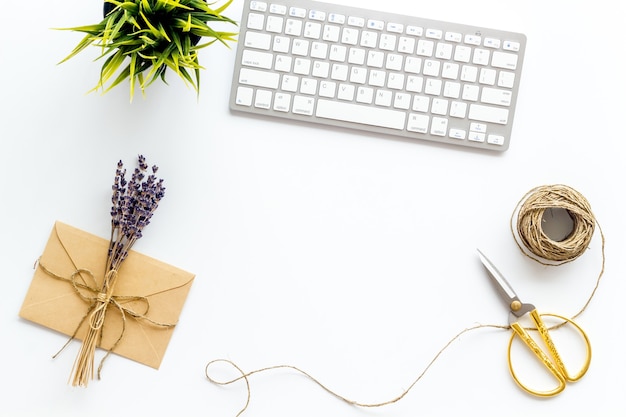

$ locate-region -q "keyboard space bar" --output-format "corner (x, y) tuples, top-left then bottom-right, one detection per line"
(316, 100), (406, 130)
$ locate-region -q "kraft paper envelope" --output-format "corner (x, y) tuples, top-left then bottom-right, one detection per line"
(19, 221), (195, 369)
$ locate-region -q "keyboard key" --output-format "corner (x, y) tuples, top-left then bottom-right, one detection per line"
(398, 37), (416, 54)
(239, 68), (280, 89)
(331, 63), (348, 81)
(426, 29), (443, 39)
(491, 51), (519, 70)
(488, 134), (505, 145)
(430, 117), (448, 135)
(367, 51), (385, 68)
(254, 89), (272, 109)
(379, 34), (397, 51)
(367, 19), (385, 30)
(293, 58), (311, 75)
(316, 99), (406, 129)
(449, 101), (467, 118)
(469, 131), (486, 142)
(416, 39), (434, 56)
(361, 31), (378, 48)
(481, 87), (512, 106)
(479, 68), (497, 85)
(503, 40), (521, 51)
(407, 113), (429, 133)
(412, 96), (429, 112)
(435, 43), (453, 59)
(235, 86), (254, 106)
(375, 89), (393, 106)
(242, 50), (273, 69)
(347, 16), (365, 27)
(337, 83), (355, 100)
(445, 32), (462, 42)
(269, 3), (285, 14)
(266, 15), (284, 33)
(273, 93), (291, 112)
(469, 104), (509, 124)
(290, 7), (306, 18)
(470, 122), (487, 132)
(310, 42), (328, 59)
(318, 80), (336, 97)
(300, 78), (317, 95)
(244, 31), (271, 50)
(484, 37), (501, 48)
(250, 1), (267, 12)
(312, 60), (330, 77)
(387, 22), (404, 33)
(292, 39), (310, 55)
(292, 95), (315, 115)
(356, 86), (373, 103)
(472, 48), (490, 65)
(323, 25), (341, 42)
(453, 45), (472, 63)
(393, 92), (411, 110)
(329, 45), (347, 61)
(462, 84), (479, 101)
(274, 55), (292, 71)
(328, 13), (345, 24)
(449, 128), (466, 139)
(464, 34), (481, 45)
(431, 98), (449, 115)
(285, 19), (303, 36)
(309, 10), (326, 21)
(342, 28), (359, 45)
(406, 25), (423, 36)
(303, 22), (322, 39)
(498, 71), (516, 88)
(281, 74), (299, 92)
(247, 13), (264, 30)
(385, 54), (403, 71)
(272, 36), (290, 53)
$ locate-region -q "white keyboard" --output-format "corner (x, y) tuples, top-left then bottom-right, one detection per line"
(230, 0), (526, 151)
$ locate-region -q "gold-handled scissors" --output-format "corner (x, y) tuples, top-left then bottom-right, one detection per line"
(477, 249), (592, 397)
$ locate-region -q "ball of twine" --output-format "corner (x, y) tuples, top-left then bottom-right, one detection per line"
(512, 184), (596, 265)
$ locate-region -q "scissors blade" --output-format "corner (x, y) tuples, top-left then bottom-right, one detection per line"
(477, 249), (532, 317)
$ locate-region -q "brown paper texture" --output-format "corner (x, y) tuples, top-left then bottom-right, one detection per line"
(19, 221), (195, 369)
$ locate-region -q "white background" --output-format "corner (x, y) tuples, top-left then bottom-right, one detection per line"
(1, 0), (624, 416)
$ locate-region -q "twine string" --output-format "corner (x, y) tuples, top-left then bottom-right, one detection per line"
(206, 184), (605, 416)
(206, 323), (509, 417)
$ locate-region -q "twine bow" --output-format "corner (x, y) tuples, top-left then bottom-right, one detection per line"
(37, 260), (177, 384)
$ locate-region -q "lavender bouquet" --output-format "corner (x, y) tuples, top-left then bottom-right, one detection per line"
(71, 155), (165, 387)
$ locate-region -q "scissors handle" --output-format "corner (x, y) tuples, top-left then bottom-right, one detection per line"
(507, 309), (592, 397)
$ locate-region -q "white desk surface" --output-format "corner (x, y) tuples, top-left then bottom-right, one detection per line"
(1, 1), (624, 416)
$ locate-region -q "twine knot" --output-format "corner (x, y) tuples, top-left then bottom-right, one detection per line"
(96, 292), (109, 303)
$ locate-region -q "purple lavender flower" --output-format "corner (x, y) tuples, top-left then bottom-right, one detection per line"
(107, 155), (165, 273)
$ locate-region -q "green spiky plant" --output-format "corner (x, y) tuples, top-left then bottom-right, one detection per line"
(58, 0), (238, 100)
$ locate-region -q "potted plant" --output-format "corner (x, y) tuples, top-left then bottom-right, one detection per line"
(58, 0), (238, 100)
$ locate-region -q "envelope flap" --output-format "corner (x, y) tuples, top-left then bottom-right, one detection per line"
(50, 221), (108, 278)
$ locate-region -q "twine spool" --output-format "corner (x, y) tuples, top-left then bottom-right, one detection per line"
(512, 185), (596, 265)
